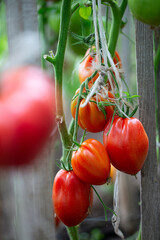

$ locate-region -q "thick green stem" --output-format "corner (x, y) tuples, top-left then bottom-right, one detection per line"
(50, 0), (79, 238)
(53, 0), (73, 166)
(107, 0), (127, 56)
(66, 226), (79, 240)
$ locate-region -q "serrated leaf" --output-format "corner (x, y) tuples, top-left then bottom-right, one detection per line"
(79, 7), (91, 20)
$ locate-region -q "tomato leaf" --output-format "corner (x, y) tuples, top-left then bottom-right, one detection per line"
(129, 105), (139, 118)
(79, 7), (91, 20)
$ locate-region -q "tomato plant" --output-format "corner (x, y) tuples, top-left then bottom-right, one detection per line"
(71, 139), (111, 185)
(52, 169), (93, 227)
(128, 0), (160, 26)
(79, 48), (122, 84)
(103, 117), (149, 175)
(0, 66), (55, 167)
(71, 88), (114, 132)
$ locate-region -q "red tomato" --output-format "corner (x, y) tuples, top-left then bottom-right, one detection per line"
(71, 89), (114, 132)
(103, 117), (149, 175)
(0, 66), (55, 167)
(79, 48), (122, 84)
(52, 169), (93, 227)
(71, 139), (111, 185)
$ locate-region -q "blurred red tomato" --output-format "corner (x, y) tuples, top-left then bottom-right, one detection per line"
(0, 66), (55, 167)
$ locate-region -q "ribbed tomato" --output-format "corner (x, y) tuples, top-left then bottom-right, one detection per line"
(71, 139), (111, 185)
(103, 117), (149, 175)
(79, 48), (122, 84)
(52, 169), (93, 227)
(71, 89), (114, 133)
(0, 66), (55, 167)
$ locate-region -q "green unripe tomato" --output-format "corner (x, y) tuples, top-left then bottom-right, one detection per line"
(128, 0), (160, 26)
(69, 9), (92, 55)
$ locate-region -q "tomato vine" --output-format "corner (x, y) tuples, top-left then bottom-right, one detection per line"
(44, 0), (149, 239)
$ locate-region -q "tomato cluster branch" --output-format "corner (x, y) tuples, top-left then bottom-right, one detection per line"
(102, 0), (127, 56)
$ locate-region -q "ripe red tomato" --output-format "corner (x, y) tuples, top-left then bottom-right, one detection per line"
(128, 0), (160, 26)
(71, 139), (111, 185)
(79, 48), (122, 84)
(71, 89), (114, 132)
(0, 66), (55, 167)
(103, 117), (149, 175)
(52, 169), (93, 227)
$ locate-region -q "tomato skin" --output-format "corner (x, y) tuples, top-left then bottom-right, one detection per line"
(128, 0), (160, 26)
(52, 169), (93, 227)
(79, 48), (122, 84)
(71, 139), (111, 185)
(71, 89), (114, 133)
(103, 117), (149, 175)
(0, 66), (55, 167)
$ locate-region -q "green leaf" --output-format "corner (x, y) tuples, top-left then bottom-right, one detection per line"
(129, 105), (139, 118)
(79, 7), (91, 20)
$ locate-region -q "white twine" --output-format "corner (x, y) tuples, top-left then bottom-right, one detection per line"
(92, 0), (101, 65)
(112, 170), (124, 239)
(81, 73), (104, 108)
(81, 0), (123, 108)
(97, 0), (123, 97)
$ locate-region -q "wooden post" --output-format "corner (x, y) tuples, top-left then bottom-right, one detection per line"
(1, 1), (56, 239)
(135, 21), (160, 240)
(154, 27), (160, 164)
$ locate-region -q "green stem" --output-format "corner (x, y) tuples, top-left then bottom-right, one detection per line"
(53, 0), (73, 166)
(66, 226), (79, 240)
(49, 1), (79, 237)
(73, 82), (85, 143)
(105, 0), (127, 56)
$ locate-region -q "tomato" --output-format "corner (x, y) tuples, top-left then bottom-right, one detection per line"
(52, 169), (93, 227)
(71, 89), (114, 133)
(79, 48), (122, 84)
(71, 139), (111, 185)
(128, 0), (160, 26)
(69, 9), (92, 55)
(0, 66), (55, 167)
(103, 117), (149, 175)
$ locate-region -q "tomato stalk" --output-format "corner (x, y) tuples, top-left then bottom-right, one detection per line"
(67, 226), (79, 240)
(102, 0), (127, 57)
(45, 0), (80, 238)
(45, 0), (73, 168)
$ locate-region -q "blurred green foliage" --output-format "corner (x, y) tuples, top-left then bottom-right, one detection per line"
(0, 1), (8, 68)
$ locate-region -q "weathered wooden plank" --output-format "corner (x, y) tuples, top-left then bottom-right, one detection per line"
(135, 21), (160, 240)
(2, 1), (56, 239)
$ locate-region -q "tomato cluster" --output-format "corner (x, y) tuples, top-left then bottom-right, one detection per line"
(52, 48), (149, 228)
